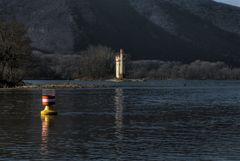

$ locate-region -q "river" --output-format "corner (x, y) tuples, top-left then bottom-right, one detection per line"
(0, 80), (240, 161)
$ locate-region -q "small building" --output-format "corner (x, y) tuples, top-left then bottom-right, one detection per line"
(115, 49), (125, 80)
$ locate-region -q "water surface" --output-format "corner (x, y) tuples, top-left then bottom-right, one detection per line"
(1, 80), (240, 161)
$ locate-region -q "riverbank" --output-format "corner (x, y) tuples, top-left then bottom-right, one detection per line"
(0, 81), (103, 89)
(2, 79), (238, 90)
(0, 80), (25, 88)
(16, 83), (102, 89)
(0, 79), (146, 89)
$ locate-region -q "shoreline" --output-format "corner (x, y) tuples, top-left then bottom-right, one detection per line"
(15, 79), (146, 89)
(17, 79), (145, 89)
(16, 83), (103, 89)
(1, 79), (240, 89)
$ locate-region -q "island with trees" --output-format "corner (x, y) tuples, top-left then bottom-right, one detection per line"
(1, 20), (240, 88)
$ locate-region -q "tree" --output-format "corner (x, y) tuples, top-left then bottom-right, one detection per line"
(78, 45), (115, 79)
(0, 21), (31, 87)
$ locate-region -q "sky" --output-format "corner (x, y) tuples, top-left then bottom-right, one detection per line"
(214, 0), (240, 7)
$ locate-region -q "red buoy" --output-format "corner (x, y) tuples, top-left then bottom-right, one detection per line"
(41, 89), (57, 115)
(42, 95), (56, 106)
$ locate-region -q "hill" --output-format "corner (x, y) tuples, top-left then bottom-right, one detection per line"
(0, 0), (240, 65)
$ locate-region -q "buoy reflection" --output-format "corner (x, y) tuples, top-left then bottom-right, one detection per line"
(41, 115), (55, 155)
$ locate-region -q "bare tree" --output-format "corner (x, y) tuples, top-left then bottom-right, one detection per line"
(128, 60), (240, 80)
(79, 45), (115, 79)
(0, 21), (31, 87)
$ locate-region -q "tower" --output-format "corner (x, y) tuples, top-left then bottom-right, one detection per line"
(115, 49), (125, 80)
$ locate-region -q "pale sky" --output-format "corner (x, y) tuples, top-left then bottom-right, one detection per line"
(214, 0), (240, 7)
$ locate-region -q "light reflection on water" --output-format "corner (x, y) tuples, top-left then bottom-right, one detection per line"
(115, 88), (124, 140)
(115, 88), (124, 160)
(1, 81), (240, 160)
(40, 115), (55, 157)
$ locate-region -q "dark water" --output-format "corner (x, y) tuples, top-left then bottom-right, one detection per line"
(1, 80), (240, 161)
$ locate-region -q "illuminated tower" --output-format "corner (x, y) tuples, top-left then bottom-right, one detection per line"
(115, 49), (125, 80)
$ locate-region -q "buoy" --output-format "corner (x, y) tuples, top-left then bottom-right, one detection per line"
(41, 89), (57, 115)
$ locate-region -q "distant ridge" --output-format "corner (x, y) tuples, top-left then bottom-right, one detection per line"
(0, 0), (240, 65)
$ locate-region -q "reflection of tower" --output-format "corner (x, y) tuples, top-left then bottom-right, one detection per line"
(115, 49), (125, 80)
(41, 115), (54, 156)
(114, 88), (124, 140)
